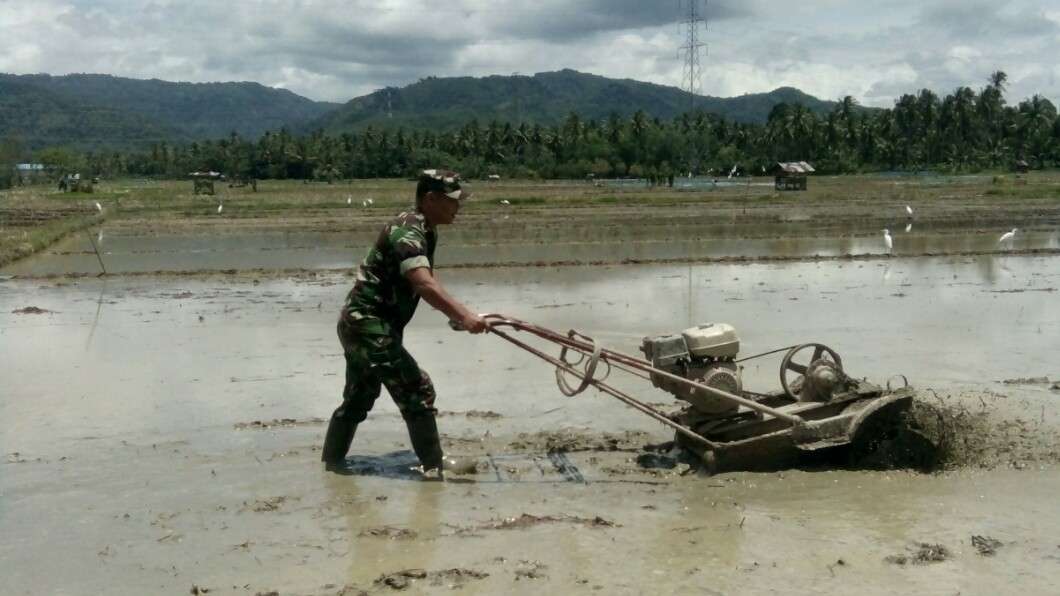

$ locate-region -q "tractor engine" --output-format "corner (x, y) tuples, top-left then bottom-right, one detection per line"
(640, 323), (742, 417)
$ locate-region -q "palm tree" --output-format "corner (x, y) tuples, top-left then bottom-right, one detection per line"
(1017, 95), (1058, 167)
(989, 70), (1008, 92)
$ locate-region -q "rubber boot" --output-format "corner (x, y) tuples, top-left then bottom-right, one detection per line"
(404, 414), (444, 480)
(321, 417), (357, 474)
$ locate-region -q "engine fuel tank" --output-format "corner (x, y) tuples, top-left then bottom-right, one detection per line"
(682, 323), (740, 359)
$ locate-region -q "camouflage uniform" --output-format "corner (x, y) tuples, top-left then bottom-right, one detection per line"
(323, 210), (443, 468)
(338, 210), (438, 418)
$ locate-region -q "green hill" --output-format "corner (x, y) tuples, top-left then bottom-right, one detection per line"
(0, 70), (842, 150)
(0, 77), (174, 150)
(308, 69), (840, 134)
(0, 73), (338, 150)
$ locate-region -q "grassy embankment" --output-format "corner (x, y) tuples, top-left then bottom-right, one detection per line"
(0, 187), (104, 267)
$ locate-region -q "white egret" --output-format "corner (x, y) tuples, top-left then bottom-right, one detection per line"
(882, 229), (893, 253)
(905, 205), (913, 217)
(366, 198), (374, 205)
(346, 195), (352, 205)
(94, 201), (102, 212)
(998, 228), (1017, 245)
(905, 222), (913, 233)
(361, 200), (368, 207)
(217, 203), (223, 214)
(500, 199), (510, 205)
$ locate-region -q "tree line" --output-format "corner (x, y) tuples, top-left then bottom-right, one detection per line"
(9, 72), (1060, 185)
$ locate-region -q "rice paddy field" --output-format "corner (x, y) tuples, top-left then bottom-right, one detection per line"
(2, 173), (1060, 595)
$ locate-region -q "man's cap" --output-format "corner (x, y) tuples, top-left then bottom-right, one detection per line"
(419, 169), (471, 201)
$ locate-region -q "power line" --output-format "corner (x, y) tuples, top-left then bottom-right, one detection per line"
(679, 1), (708, 174)
(678, 0), (707, 114)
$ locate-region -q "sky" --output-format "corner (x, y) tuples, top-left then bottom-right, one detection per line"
(1, 0), (1058, 107)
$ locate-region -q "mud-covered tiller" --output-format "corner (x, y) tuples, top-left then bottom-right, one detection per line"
(473, 315), (921, 474)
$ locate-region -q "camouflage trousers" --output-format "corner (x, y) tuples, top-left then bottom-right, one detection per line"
(332, 317), (437, 424)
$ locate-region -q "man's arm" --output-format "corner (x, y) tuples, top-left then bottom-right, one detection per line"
(405, 267), (487, 333)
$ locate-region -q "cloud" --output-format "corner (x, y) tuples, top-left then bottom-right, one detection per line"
(919, 0), (1060, 39)
(0, 0), (1057, 108)
(482, 0), (752, 42)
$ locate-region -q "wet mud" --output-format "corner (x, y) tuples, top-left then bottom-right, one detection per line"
(451, 513), (619, 534)
(234, 417), (327, 430)
(358, 526), (418, 540)
(507, 429), (651, 453)
(1001, 376), (1052, 385)
(10, 305), (55, 314)
(885, 542), (952, 566)
(437, 409), (503, 419)
(373, 567), (489, 591)
(907, 392), (1060, 470)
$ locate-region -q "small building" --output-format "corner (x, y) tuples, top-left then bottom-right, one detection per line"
(14, 163), (49, 185)
(190, 171), (222, 195)
(774, 162), (815, 191)
(58, 172), (94, 193)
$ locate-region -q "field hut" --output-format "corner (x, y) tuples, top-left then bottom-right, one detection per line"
(59, 173), (94, 193)
(15, 163), (49, 185)
(190, 171), (222, 195)
(774, 162), (815, 191)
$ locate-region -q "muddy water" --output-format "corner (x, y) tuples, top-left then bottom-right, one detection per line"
(3, 226), (1058, 275)
(2, 257), (1059, 594)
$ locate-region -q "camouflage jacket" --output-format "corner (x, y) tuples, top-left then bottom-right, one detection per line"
(342, 210), (437, 330)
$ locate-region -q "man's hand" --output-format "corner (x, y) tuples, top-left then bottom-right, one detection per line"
(459, 312), (487, 334)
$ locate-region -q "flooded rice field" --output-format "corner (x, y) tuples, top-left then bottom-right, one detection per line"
(3, 226), (1059, 594)
(3, 223), (1058, 275)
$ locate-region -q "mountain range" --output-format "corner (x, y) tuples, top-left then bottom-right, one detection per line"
(0, 70), (840, 151)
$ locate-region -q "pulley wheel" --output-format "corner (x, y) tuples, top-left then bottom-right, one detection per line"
(780, 343), (843, 399)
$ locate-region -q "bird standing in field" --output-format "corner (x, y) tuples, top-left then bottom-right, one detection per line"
(366, 198), (374, 205)
(95, 201), (102, 213)
(500, 199), (510, 205)
(217, 203), (223, 214)
(998, 228), (1017, 245)
(905, 205), (913, 218)
(346, 195), (352, 206)
(882, 229), (893, 253)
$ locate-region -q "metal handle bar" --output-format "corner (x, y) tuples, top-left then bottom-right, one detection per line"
(479, 315), (716, 448)
(481, 314), (806, 427)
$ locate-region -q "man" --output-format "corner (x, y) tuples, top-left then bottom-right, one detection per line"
(322, 169), (487, 478)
